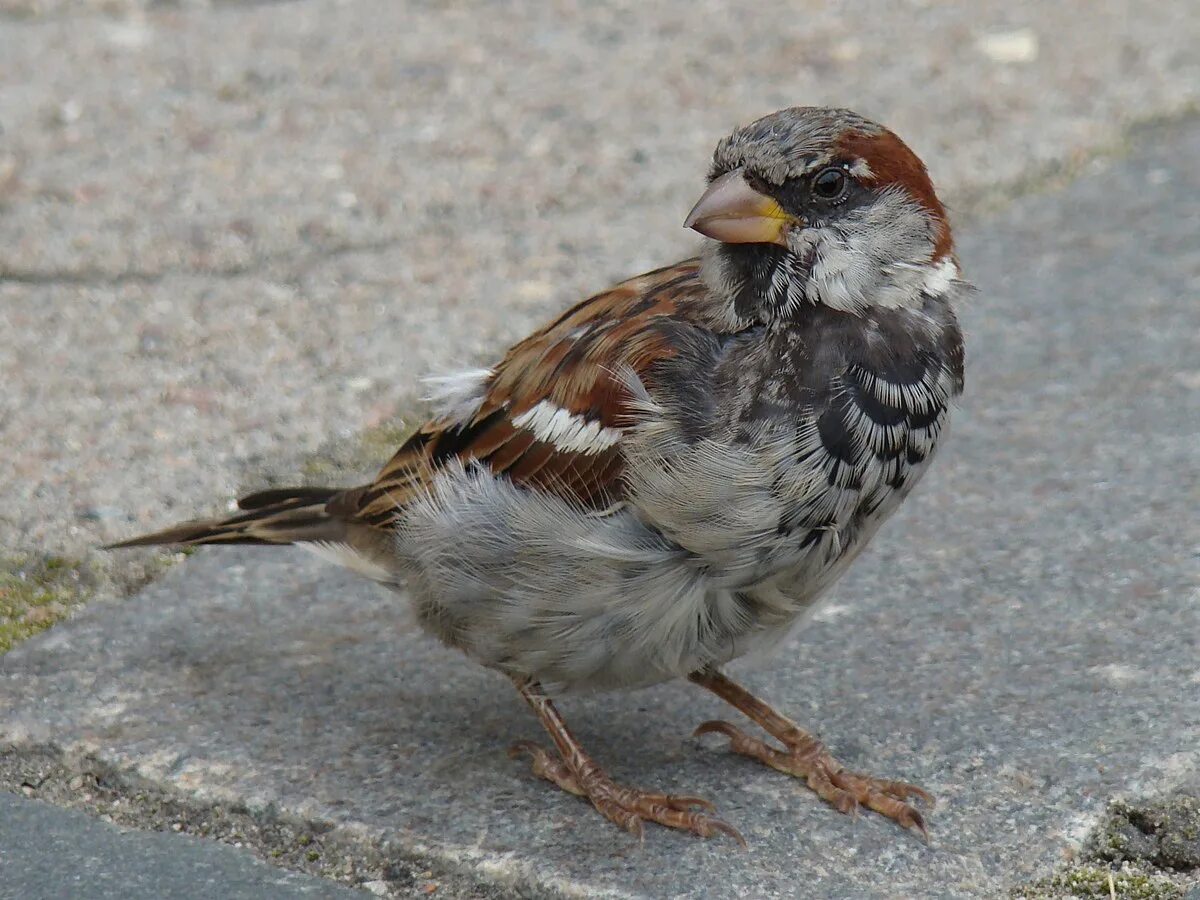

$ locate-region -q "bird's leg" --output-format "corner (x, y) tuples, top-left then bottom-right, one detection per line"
(688, 667), (931, 837)
(507, 677), (744, 844)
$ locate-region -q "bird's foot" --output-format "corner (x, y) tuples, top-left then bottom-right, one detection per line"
(508, 740), (744, 845)
(694, 720), (931, 838)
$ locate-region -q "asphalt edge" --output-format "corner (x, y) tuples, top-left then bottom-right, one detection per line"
(0, 739), (625, 900)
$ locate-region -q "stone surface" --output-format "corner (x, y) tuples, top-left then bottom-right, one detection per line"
(0, 791), (369, 900)
(2, 0), (1199, 558)
(1, 116), (1198, 897)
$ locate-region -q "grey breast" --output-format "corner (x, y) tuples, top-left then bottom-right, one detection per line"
(624, 291), (963, 600)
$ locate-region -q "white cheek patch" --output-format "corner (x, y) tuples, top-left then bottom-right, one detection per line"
(512, 400), (623, 455)
(921, 257), (959, 297)
(420, 368), (493, 424)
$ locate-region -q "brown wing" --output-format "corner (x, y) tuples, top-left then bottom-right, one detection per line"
(330, 258), (712, 529)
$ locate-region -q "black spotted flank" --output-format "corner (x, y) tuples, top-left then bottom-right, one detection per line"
(907, 400), (945, 431)
(817, 403), (859, 465)
(844, 369), (908, 428)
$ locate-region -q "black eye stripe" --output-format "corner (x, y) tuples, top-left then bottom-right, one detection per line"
(751, 163), (857, 216)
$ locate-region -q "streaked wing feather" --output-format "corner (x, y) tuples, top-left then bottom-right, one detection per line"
(331, 259), (715, 529)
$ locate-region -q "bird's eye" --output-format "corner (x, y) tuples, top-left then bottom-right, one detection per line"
(812, 167), (848, 201)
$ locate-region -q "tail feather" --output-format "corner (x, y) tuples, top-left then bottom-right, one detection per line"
(235, 486), (342, 510)
(104, 486), (346, 550)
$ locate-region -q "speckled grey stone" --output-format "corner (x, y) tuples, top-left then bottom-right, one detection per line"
(1, 116), (1198, 898)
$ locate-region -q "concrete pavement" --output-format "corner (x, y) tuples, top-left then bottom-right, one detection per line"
(2, 110), (1198, 898)
(3, 1), (1200, 897)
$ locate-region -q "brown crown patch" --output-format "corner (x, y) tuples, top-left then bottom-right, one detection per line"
(837, 129), (953, 260)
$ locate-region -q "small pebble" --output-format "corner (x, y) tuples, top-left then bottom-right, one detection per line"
(976, 28), (1039, 63)
(80, 506), (127, 522)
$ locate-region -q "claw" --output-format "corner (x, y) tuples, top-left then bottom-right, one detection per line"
(509, 734), (742, 844)
(910, 811), (930, 843)
(694, 717), (930, 838)
(694, 719), (739, 739)
(688, 669), (932, 838)
(509, 679), (743, 844)
(507, 739), (541, 760)
(710, 818), (749, 849)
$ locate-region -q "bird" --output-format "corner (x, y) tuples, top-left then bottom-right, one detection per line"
(110, 106), (967, 844)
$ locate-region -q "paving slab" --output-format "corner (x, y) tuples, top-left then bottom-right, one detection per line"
(1, 116), (1198, 897)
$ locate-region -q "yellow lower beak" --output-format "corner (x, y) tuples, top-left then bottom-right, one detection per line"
(684, 168), (791, 246)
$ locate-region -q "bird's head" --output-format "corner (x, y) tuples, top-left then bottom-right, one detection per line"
(687, 107), (959, 320)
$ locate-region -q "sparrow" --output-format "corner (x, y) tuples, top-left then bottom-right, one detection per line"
(111, 107), (966, 844)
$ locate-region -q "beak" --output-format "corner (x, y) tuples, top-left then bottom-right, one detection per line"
(683, 168), (792, 246)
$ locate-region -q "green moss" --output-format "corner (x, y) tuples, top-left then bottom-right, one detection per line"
(0, 549), (188, 655)
(1089, 796), (1200, 871)
(1012, 864), (1182, 900)
(1014, 793), (1200, 899)
(0, 553), (96, 653)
